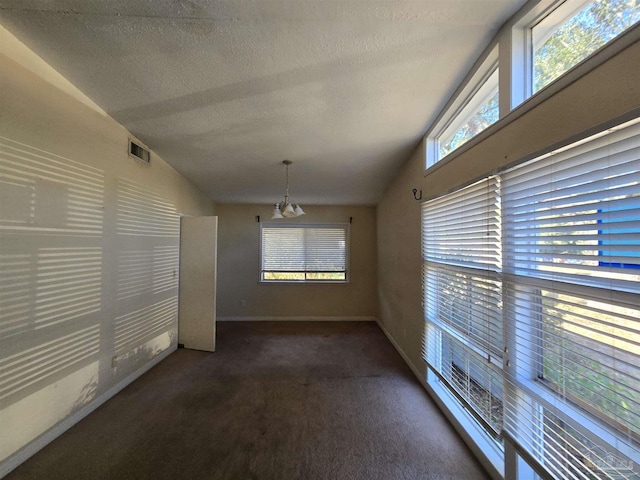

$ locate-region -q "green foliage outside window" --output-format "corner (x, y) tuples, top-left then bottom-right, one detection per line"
(534, 0), (640, 92)
(439, 91), (499, 158)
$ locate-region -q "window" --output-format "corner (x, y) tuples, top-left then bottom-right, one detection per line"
(425, 47), (500, 169)
(260, 223), (348, 282)
(437, 68), (500, 159)
(422, 177), (504, 438)
(532, 0), (640, 93)
(422, 117), (640, 479)
(501, 117), (640, 480)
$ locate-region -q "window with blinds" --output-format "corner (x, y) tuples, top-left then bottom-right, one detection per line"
(421, 117), (640, 479)
(422, 177), (504, 437)
(260, 224), (348, 282)
(502, 118), (640, 479)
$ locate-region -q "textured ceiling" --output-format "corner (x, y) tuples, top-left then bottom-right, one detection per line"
(0, 0), (526, 205)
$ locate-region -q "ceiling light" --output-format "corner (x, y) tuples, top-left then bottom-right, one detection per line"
(271, 160), (305, 219)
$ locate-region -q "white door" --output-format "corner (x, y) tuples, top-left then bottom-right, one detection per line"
(178, 216), (217, 351)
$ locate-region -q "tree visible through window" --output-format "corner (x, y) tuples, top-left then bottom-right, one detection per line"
(438, 69), (499, 159)
(533, 0), (640, 92)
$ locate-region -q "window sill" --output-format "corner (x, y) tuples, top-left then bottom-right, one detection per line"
(426, 369), (505, 479)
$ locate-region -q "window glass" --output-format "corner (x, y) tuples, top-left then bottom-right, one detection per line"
(438, 68), (499, 159)
(533, 0), (640, 93)
(260, 224), (348, 283)
(422, 177), (503, 439)
(501, 118), (640, 479)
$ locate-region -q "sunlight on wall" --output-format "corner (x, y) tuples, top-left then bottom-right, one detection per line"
(117, 246), (179, 300)
(0, 27), (214, 473)
(0, 137), (183, 465)
(0, 361), (100, 460)
(114, 297), (179, 354)
(0, 136), (104, 236)
(116, 179), (180, 238)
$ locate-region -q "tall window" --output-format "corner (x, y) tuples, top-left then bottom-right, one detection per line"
(532, 0), (640, 93)
(260, 224), (348, 282)
(501, 118), (640, 480)
(422, 117), (640, 479)
(422, 177), (503, 437)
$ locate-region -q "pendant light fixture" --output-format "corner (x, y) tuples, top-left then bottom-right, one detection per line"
(271, 160), (305, 219)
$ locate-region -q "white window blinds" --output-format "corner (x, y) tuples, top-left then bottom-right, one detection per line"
(502, 119), (640, 479)
(422, 177), (504, 436)
(422, 118), (640, 479)
(260, 224), (348, 282)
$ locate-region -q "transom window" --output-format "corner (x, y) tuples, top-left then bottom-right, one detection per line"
(437, 67), (500, 160)
(425, 0), (640, 171)
(532, 0), (640, 93)
(425, 46), (500, 169)
(260, 223), (348, 283)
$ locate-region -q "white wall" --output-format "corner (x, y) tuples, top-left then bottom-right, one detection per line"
(0, 26), (214, 475)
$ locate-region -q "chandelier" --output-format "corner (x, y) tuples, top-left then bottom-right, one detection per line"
(271, 160), (305, 219)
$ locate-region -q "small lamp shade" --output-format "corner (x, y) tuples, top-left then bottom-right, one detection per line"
(271, 205), (284, 219)
(294, 205), (305, 216)
(282, 203), (296, 217)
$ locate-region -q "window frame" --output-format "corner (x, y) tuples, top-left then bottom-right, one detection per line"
(511, 0), (640, 107)
(531, 0), (640, 94)
(435, 66), (500, 161)
(259, 222), (350, 284)
(424, 46), (500, 170)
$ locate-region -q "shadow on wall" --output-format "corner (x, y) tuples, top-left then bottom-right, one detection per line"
(0, 136), (181, 463)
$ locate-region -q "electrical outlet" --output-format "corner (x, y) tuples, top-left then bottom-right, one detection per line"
(111, 355), (118, 368)
(241, 300), (247, 307)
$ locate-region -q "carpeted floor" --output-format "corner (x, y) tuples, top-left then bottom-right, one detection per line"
(6, 321), (490, 480)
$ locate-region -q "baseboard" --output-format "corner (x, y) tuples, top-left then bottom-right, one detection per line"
(375, 320), (503, 480)
(217, 316), (378, 322)
(0, 345), (176, 479)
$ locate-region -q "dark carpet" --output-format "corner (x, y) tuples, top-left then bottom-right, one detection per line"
(6, 321), (490, 480)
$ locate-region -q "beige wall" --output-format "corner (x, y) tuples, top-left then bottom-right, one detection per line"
(377, 37), (640, 377)
(0, 28), (214, 474)
(216, 204), (377, 320)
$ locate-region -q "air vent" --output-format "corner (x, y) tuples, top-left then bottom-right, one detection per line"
(128, 139), (150, 164)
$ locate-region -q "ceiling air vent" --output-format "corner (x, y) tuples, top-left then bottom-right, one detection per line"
(128, 139), (150, 164)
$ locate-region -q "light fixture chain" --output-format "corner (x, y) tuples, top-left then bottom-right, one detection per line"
(271, 159), (304, 219)
(285, 162), (290, 200)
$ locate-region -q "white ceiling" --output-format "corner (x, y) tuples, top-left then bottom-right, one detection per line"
(0, 0), (527, 205)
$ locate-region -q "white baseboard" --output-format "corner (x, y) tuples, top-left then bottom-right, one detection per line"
(217, 316), (377, 322)
(374, 320), (503, 480)
(0, 346), (176, 479)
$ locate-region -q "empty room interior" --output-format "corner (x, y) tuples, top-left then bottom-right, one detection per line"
(1, 1), (639, 479)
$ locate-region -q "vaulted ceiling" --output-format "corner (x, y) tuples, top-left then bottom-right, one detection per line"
(0, 0), (527, 205)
